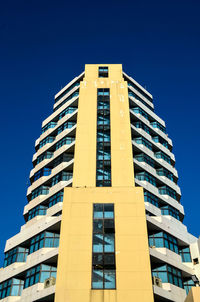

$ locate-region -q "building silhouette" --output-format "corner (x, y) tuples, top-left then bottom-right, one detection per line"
(0, 64), (200, 302)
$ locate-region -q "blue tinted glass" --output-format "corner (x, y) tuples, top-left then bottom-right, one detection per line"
(155, 238), (164, 247)
(29, 276), (34, 286)
(158, 272), (168, 282)
(183, 253), (192, 262)
(104, 234), (114, 252)
(51, 271), (57, 278)
(93, 234), (103, 252)
(11, 285), (19, 296)
(104, 204), (114, 218)
(45, 238), (54, 248)
(92, 270), (103, 289)
(104, 270), (115, 289)
(40, 272), (50, 283)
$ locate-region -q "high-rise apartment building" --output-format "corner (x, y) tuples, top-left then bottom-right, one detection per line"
(0, 64), (200, 302)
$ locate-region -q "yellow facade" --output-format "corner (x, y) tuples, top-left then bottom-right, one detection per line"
(185, 287), (200, 302)
(55, 64), (154, 302)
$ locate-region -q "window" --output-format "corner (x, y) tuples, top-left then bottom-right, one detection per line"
(159, 186), (177, 200)
(27, 205), (47, 221)
(51, 171), (72, 187)
(92, 204), (116, 289)
(127, 81), (153, 103)
(0, 278), (24, 299)
(54, 90), (79, 112)
(42, 121), (57, 133)
(52, 153), (73, 169)
(57, 121), (76, 134)
(154, 151), (171, 164)
(48, 191), (63, 208)
(128, 90), (154, 111)
(29, 232), (60, 254)
(99, 66), (108, 78)
(152, 264), (183, 288)
(31, 186), (49, 200)
(132, 107), (149, 120)
(133, 137), (152, 151)
(39, 136), (55, 149)
(58, 106), (77, 120)
(55, 136), (75, 150)
(179, 247), (192, 263)
(161, 205), (180, 220)
(156, 168), (174, 181)
(149, 231), (178, 254)
(28, 191), (63, 220)
(144, 191), (159, 207)
(24, 264), (57, 288)
(4, 247), (28, 267)
(96, 89), (111, 187)
(33, 167), (51, 182)
(36, 151), (53, 165)
(135, 171), (157, 186)
(135, 153), (155, 168)
(152, 136), (168, 149)
(133, 121), (150, 134)
(54, 82), (80, 103)
(150, 121), (166, 134)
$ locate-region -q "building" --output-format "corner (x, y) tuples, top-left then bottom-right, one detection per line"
(0, 64), (200, 302)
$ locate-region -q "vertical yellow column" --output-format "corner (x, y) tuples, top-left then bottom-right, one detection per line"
(185, 287), (200, 302)
(55, 64), (154, 302)
(73, 64), (134, 187)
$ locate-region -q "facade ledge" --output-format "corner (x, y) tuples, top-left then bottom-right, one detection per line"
(21, 283), (55, 302)
(147, 215), (197, 245)
(0, 248), (58, 283)
(24, 179), (72, 215)
(132, 140), (178, 177)
(32, 143), (75, 174)
(39, 111), (77, 142)
(42, 91), (79, 128)
(5, 216), (61, 252)
(153, 283), (187, 302)
(0, 297), (21, 302)
(150, 247), (194, 275)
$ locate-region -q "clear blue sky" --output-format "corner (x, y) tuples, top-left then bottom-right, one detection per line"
(0, 0), (200, 265)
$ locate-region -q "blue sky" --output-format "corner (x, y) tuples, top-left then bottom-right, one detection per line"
(0, 0), (200, 265)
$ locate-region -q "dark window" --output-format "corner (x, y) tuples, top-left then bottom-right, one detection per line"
(27, 205), (47, 221)
(24, 264), (56, 288)
(54, 90), (79, 112)
(99, 67), (108, 78)
(33, 167), (51, 182)
(92, 204), (116, 289)
(152, 264), (183, 288)
(179, 247), (192, 263)
(149, 231), (179, 254)
(144, 191), (159, 207)
(54, 82), (80, 103)
(161, 205), (180, 220)
(96, 89), (111, 187)
(51, 171), (72, 186)
(29, 231), (60, 254)
(36, 151), (53, 165)
(48, 190), (63, 208)
(0, 278), (24, 298)
(31, 186), (49, 200)
(4, 247), (28, 267)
